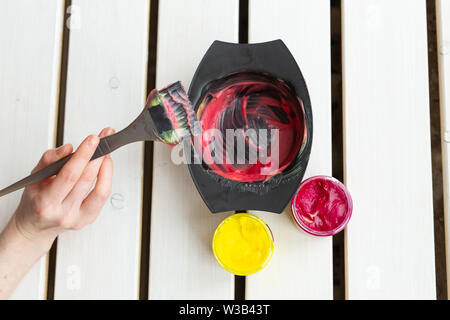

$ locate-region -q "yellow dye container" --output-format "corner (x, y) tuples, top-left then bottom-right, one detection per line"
(212, 213), (274, 276)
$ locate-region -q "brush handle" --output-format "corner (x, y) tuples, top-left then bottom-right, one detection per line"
(0, 82), (193, 199)
(0, 133), (128, 198)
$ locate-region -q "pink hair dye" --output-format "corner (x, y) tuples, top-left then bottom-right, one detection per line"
(291, 175), (353, 237)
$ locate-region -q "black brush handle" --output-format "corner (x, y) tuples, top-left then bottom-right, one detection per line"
(0, 133), (128, 198)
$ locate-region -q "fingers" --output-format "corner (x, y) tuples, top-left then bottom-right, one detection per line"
(47, 135), (100, 201)
(32, 144), (73, 174)
(78, 154), (114, 227)
(63, 127), (114, 206)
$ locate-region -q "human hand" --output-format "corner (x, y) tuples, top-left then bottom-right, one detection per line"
(12, 127), (115, 251)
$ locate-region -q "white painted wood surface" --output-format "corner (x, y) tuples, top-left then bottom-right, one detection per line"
(54, 0), (149, 299)
(436, 0), (450, 299)
(343, 0), (436, 299)
(0, 0), (63, 299)
(0, 0), (445, 301)
(149, 0), (238, 299)
(247, 0), (333, 299)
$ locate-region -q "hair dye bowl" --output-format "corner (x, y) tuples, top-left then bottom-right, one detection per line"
(291, 176), (353, 237)
(212, 213), (274, 275)
(187, 40), (313, 213)
(195, 72), (306, 182)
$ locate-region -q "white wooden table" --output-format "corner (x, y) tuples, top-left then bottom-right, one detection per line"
(0, 0), (448, 300)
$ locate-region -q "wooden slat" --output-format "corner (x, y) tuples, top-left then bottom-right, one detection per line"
(148, 0), (238, 299)
(247, 0), (333, 299)
(343, 0), (436, 299)
(54, 0), (149, 299)
(437, 0), (450, 299)
(0, 0), (63, 299)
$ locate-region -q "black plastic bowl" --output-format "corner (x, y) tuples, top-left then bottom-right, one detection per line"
(187, 40), (313, 213)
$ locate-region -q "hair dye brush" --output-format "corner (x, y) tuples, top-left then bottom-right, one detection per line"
(0, 81), (199, 198)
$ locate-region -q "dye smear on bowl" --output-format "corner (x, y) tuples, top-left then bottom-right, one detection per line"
(212, 213), (274, 275)
(291, 176), (352, 237)
(196, 72), (306, 182)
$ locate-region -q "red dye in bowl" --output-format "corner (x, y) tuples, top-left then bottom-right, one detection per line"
(195, 72), (305, 182)
(291, 176), (352, 236)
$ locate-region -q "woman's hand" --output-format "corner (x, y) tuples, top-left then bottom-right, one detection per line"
(0, 127), (114, 299)
(14, 127), (115, 249)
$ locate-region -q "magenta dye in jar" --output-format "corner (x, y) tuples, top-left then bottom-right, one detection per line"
(291, 175), (353, 237)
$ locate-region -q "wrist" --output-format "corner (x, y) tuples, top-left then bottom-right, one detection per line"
(10, 213), (56, 255)
(0, 214), (55, 299)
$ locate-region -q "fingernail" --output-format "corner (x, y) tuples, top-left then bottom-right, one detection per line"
(99, 129), (107, 138)
(89, 135), (100, 147)
(56, 144), (67, 154)
(56, 143), (70, 154)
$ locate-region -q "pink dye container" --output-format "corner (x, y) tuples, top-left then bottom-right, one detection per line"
(291, 175), (353, 237)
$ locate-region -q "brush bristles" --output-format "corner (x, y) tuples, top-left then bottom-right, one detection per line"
(154, 81), (200, 145)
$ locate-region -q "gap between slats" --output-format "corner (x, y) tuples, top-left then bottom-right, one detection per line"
(331, 0), (345, 301)
(234, 0), (249, 301)
(46, 0), (72, 300)
(427, 0), (448, 300)
(139, 0), (159, 300)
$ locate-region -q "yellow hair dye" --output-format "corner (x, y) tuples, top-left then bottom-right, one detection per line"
(212, 213), (274, 275)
